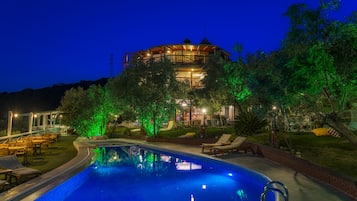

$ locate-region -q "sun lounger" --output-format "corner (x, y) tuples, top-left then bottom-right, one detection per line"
(130, 127), (141, 132)
(160, 120), (174, 131)
(0, 169), (11, 191)
(178, 132), (196, 138)
(212, 136), (248, 155)
(201, 134), (232, 153)
(0, 179), (9, 191)
(0, 155), (41, 184)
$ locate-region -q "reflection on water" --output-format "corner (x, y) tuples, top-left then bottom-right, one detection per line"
(37, 145), (273, 201)
(93, 146), (202, 176)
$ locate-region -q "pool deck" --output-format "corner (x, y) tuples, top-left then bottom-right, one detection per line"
(124, 138), (354, 201)
(0, 138), (354, 201)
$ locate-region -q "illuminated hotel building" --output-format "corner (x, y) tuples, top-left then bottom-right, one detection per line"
(123, 38), (230, 88)
(122, 38), (232, 125)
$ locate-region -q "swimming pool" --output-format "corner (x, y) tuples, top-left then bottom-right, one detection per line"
(36, 145), (276, 201)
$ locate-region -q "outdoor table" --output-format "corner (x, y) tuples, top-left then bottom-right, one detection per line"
(31, 140), (47, 155)
(7, 146), (28, 164)
(7, 146), (26, 155)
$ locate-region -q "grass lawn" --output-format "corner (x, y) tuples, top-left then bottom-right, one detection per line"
(24, 135), (78, 173)
(249, 132), (357, 181)
(108, 125), (236, 139)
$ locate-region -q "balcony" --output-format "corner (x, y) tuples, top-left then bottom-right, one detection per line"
(123, 53), (211, 68)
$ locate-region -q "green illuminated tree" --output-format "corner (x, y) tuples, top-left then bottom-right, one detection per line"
(285, 32), (357, 145)
(108, 58), (182, 137)
(282, 1), (357, 145)
(57, 85), (113, 137)
(242, 1), (356, 146)
(221, 60), (251, 112)
(245, 50), (298, 148)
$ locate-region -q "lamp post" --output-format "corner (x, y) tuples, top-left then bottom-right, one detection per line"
(271, 106), (278, 147)
(202, 108), (206, 127)
(7, 111), (13, 137)
(200, 108), (207, 138)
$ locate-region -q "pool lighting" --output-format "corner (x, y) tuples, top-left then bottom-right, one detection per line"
(190, 194), (195, 201)
(228, 172), (233, 177)
(201, 184), (207, 190)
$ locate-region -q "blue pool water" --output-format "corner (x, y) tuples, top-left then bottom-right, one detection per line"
(36, 145), (275, 201)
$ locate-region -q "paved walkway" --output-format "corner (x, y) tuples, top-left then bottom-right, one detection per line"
(133, 139), (354, 201)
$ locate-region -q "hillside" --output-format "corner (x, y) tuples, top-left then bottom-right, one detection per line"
(0, 78), (108, 118)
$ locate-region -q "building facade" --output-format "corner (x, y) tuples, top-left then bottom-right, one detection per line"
(122, 38), (232, 126)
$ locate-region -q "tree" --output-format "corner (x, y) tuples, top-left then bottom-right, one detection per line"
(283, 3), (330, 47)
(241, 1), (356, 147)
(200, 54), (230, 125)
(108, 58), (183, 137)
(57, 85), (113, 137)
(221, 61), (251, 113)
(245, 50), (298, 148)
(245, 50), (290, 114)
(282, 1), (357, 145)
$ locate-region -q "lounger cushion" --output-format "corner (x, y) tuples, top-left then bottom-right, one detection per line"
(0, 180), (8, 186)
(312, 128), (328, 136)
(178, 132), (196, 138)
(11, 167), (41, 177)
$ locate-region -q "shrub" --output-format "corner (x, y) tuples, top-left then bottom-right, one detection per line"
(234, 111), (267, 136)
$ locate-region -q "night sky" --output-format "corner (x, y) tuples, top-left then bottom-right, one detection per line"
(1, 0), (355, 93)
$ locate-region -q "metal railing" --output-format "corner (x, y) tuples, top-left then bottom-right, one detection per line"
(123, 54), (212, 67)
(0, 126), (62, 142)
(260, 181), (289, 201)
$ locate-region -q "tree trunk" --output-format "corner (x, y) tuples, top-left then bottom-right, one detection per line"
(235, 101), (244, 114)
(326, 118), (357, 147)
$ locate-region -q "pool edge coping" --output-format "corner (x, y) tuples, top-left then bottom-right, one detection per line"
(0, 139), (95, 201)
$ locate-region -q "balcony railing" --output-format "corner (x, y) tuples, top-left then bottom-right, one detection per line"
(123, 54), (212, 67)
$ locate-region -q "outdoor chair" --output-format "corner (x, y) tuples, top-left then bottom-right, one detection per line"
(160, 120), (174, 132)
(201, 134), (232, 153)
(0, 155), (41, 184)
(43, 133), (59, 143)
(212, 136), (249, 155)
(0, 148), (9, 156)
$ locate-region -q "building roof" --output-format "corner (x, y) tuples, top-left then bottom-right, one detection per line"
(130, 38), (230, 56)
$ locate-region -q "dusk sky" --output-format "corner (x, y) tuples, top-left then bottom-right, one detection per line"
(1, 0), (356, 93)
